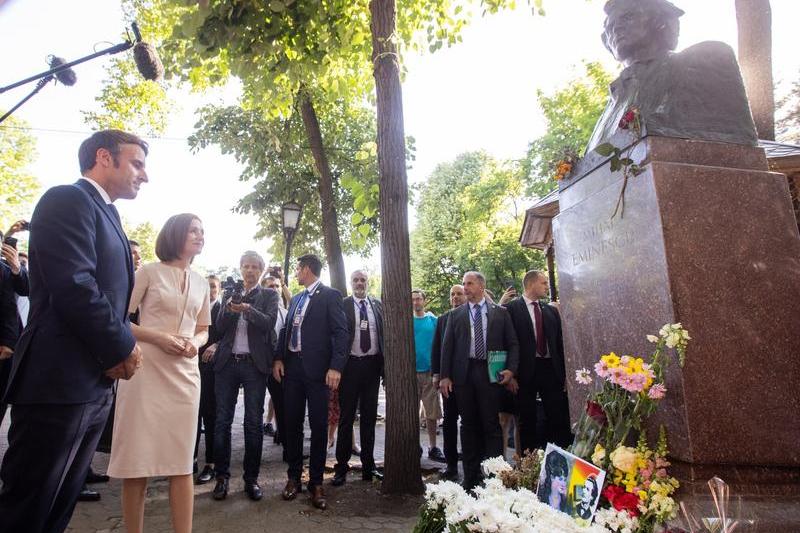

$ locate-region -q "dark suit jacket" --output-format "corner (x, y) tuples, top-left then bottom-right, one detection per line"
(214, 287), (278, 375)
(440, 301), (519, 386)
(0, 263), (21, 349)
(504, 297), (566, 387)
(343, 295), (384, 353)
(277, 283), (348, 381)
(430, 308), (454, 377)
(5, 180), (136, 405)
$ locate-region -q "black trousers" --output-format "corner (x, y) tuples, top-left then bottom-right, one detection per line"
(517, 358), (573, 453)
(442, 388), (460, 471)
(0, 390), (113, 533)
(334, 355), (381, 475)
(283, 353), (328, 488)
(454, 359), (502, 491)
(194, 361), (216, 464)
(266, 374), (284, 445)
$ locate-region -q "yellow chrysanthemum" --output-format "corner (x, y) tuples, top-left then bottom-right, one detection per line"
(602, 352), (621, 368)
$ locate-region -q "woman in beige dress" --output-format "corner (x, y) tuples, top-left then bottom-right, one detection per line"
(109, 214), (211, 533)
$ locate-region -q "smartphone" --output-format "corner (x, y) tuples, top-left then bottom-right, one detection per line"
(20, 221), (30, 231)
(503, 278), (516, 291)
(3, 236), (17, 249)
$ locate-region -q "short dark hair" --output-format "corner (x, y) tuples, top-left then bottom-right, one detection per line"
(78, 130), (149, 174)
(297, 254), (322, 277)
(18, 252), (28, 258)
(411, 289), (426, 299)
(207, 274), (220, 283)
(155, 213), (200, 262)
(523, 270), (545, 288)
(128, 239), (140, 247)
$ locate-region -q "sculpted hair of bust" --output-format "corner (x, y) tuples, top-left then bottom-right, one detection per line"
(601, 0), (684, 66)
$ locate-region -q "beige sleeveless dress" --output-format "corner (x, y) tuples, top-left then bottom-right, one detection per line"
(108, 262), (211, 478)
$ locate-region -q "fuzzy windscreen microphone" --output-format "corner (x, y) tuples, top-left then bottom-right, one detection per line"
(48, 56), (77, 86)
(133, 41), (164, 82)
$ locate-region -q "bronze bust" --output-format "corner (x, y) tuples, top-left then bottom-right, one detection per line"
(585, 0), (758, 152)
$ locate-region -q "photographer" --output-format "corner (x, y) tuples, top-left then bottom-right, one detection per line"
(210, 251), (279, 501)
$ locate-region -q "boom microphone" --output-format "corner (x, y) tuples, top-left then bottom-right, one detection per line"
(48, 56), (77, 86)
(131, 22), (164, 82)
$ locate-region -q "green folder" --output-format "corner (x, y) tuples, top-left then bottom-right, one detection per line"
(487, 350), (508, 383)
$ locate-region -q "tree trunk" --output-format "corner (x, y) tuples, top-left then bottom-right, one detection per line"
(369, 0), (424, 495)
(299, 92), (348, 293)
(736, 0), (775, 140)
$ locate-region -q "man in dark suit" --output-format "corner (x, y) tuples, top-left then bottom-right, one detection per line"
(503, 270), (571, 452)
(0, 130), (146, 533)
(274, 254), (348, 510)
(431, 283), (466, 481)
(211, 252), (279, 501)
(0, 240), (29, 426)
(439, 271), (519, 491)
(331, 269), (383, 486)
(194, 274), (222, 484)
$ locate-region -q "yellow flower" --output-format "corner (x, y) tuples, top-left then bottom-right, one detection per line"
(610, 446), (638, 474)
(591, 444), (606, 466)
(602, 352), (621, 368)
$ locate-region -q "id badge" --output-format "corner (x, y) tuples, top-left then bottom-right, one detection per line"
(293, 315), (302, 327)
(360, 320), (369, 331)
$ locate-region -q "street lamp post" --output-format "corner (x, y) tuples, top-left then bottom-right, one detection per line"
(281, 201), (303, 286)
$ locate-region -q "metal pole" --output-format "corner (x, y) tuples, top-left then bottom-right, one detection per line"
(283, 230), (293, 287)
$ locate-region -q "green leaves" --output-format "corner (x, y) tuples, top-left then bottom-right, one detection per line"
(522, 62), (614, 198)
(593, 142), (617, 158)
(0, 112), (40, 232)
(411, 152), (545, 314)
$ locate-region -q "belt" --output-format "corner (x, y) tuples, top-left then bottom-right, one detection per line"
(288, 350), (303, 358)
(232, 353), (252, 362)
(349, 354), (378, 359)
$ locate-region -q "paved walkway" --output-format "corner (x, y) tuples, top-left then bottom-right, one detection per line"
(1, 389), (442, 532)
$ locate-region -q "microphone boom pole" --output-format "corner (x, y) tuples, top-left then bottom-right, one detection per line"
(0, 23), (142, 124)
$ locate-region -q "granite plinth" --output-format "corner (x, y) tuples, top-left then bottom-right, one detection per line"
(552, 136), (800, 467)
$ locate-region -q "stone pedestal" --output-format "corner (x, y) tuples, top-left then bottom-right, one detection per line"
(553, 136), (800, 467)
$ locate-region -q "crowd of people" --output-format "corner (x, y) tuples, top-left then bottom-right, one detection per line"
(0, 129), (573, 533)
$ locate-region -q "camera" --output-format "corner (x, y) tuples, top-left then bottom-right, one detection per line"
(222, 276), (245, 304)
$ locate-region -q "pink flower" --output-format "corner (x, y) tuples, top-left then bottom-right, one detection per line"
(648, 383), (667, 399)
(594, 360), (610, 378)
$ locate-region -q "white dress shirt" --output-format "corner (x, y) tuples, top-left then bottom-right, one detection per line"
(80, 177), (112, 204)
(468, 299), (488, 359)
(350, 296), (379, 356)
(232, 286), (259, 354)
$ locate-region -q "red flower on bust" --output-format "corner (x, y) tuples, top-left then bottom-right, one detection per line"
(602, 484), (641, 517)
(586, 400), (607, 426)
(618, 107), (639, 130)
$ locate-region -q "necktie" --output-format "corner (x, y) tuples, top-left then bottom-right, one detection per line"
(290, 290), (309, 349)
(473, 303), (485, 360)
(108, 203), (121, 224)
(359, 300), (371, 353)
(532, 301), (546, 356)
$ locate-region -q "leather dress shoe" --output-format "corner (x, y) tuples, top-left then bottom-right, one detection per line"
(85, 469), (110, 484)
(196, 465), (215, 485)
(212, 478), (229, 500)
(245, 481), (263, 501)
(362, 469), (384, 482)
(282, 479), (300, 500)
(309, 485), (327, 510)
(77, 485), (101, 502)
(331, 472), (346, 486)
